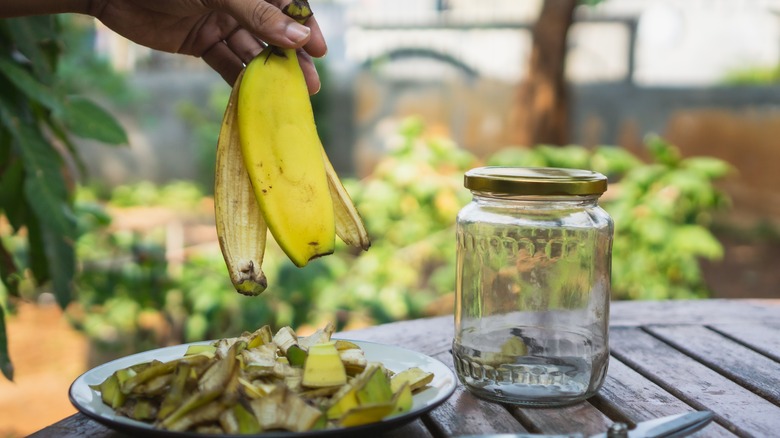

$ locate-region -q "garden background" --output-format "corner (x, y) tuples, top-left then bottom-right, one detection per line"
(2, 1), (780, 436)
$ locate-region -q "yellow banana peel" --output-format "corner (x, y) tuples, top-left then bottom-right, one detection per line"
(238, 47), (335, 268)
(214, 0), (370, 290)
(215, 69), (268, 296)
(323, 149), (370, 251)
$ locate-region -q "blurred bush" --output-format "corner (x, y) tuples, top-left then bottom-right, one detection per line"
(65, 119), (732, 360)
(721, 64), (780, 85)
(489, 137), (732, 299)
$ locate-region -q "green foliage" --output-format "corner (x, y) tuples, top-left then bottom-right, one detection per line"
(70, 189), (336, 357)
(721, 64), (780, 86)
(68, 119), (479, 357)
(56, 15), (138, 107)
(488, 136), (732, 300)
(0, 16), (127, 380)
(175, 87), (229, 194)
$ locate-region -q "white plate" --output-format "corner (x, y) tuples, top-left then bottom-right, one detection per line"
(70, 339), (457, 437)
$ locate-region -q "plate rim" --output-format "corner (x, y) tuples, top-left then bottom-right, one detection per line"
(69, 338), (457, 438)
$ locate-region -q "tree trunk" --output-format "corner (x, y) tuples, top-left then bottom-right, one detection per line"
(510, 0), (577, 146)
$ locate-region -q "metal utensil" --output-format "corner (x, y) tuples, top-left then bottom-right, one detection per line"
(459, 410), (715, 438)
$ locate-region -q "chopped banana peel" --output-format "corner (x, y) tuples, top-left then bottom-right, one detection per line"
(390, 367), (434, 393)
(214, 0), (369, 286)
(92, 324), (432, 433)
(302, 341), (347, 388)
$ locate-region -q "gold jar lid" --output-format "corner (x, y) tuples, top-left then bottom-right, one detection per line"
(464, 167), (607, 196)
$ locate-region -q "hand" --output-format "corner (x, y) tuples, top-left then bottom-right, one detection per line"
(87, 0), (327, 94)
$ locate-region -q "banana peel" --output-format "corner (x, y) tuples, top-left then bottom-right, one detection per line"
(215, 69), (268, 296)
(238, 47), (335, 268)
(302, 341), (347, 388)
(323, 149), (370, 251)
(214, 0), (369, 290)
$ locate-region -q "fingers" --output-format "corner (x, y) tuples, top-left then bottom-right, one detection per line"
(203, 31), (321, 95)
(225, 28), (265, 64)
(221, 0), (310, 49)
(202, 41), (244, 86)
(220, 0), (327, 57)
(301, 16), (327, 58)
(207, 0), (324, 92)
(297, 49), (321, 95)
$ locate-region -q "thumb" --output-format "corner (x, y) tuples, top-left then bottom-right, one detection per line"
(220, 0), (311, 48)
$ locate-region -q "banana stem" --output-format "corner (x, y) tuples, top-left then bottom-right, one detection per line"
(282, 0), (313, 24)
(263, 0), (313, 62)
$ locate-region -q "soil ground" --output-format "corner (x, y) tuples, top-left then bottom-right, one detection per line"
(0, 232), (778, 437)
(0, 302), (88, 438)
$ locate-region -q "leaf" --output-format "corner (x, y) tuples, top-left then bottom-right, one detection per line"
(44, 117), (88, 177)
(5, 17), (59, 84)
(0, 56), (62, 112)
(0, 304), (12, 381)
(591, 146), (642, 176)
(25, 211), (51, 286)
(42, 226), (75, 308)
(669, 225), (724, 260)
(486, 146), (547, 167)
(0, 157), (26, 231)
(536, 144), (591, 169)
(0, 242), (20, 298)
(0, 97), (77, 239)
(645, 135), (681, 167)
(682, 157), (733, 180)
(61, 96), (128, 145)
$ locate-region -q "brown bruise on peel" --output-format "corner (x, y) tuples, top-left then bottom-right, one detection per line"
(308, 249), (334, 262)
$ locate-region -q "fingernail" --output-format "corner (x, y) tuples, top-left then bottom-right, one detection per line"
(285, 23), (310, 44)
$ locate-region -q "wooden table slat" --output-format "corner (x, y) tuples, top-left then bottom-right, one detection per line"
(709, 322), (780, 362)
(645, 324), (780, 405)
(593, 357), (737, 437)
(609, 299), (780, 325)
(28, 414), (125, 438)
(380, 419), (435, 438)
(511, 402), (612, 436)
(425, 386), (530, 436)
(610, 326), (780, 437)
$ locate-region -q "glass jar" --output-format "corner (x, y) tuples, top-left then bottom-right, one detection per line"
(452, 167), (613, 406)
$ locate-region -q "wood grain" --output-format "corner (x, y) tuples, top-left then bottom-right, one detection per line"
(425, 385), (530, 436)
(610, 326), (780, 436)
(610, 299), (780, 326)
(646, 324), (780, 404)
(593, 357), (736, 437)
(511, 401), (612, 436)
(709, 322), (780, 361)
(27, 414), (126, 438)
(381, 419), (435, 438)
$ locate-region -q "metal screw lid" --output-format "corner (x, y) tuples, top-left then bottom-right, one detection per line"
(464, 166), (608, 196)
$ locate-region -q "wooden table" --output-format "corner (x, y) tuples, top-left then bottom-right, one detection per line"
(32, 299), (780, 437)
